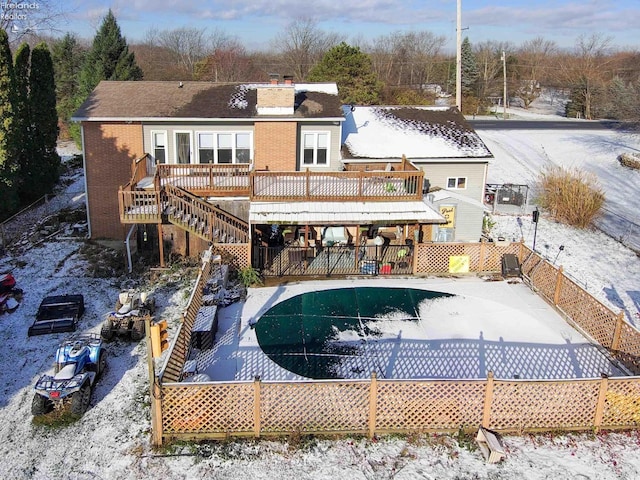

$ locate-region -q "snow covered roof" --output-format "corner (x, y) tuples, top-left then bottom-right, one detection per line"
(249, 200), (446, 224)
(429, 189), (490, 210)
(342, 105), (493, 161)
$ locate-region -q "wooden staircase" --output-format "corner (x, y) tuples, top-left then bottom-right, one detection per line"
(163, 184), (249, 244)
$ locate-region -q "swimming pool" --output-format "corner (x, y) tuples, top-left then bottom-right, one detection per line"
(254, 287), (453, 379)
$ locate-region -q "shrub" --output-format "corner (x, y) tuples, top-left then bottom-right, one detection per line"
(238, 266), (262, 287)
(536, 166), (605, 228)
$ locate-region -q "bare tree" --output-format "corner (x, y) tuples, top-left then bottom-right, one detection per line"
(144, 27), (237, 79)
(555, 33), (614, 119)
(473, 40), (514, 101)
(271, 17), (344, 81)
(512, 37), (558, 108)
(517, 37), (558, 85)
(0, 0), (70, 44)
(194, 41), (263, 82)
(369, 31), (446, 89)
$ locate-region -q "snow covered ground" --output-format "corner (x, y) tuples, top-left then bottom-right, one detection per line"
(1, 103), (640, 478)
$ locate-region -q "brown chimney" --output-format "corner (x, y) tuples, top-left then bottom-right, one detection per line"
(283, 75), (293, 85)
(269, 73), (279, 85)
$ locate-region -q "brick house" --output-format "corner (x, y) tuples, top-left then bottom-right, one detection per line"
(73, 78), (492, 274)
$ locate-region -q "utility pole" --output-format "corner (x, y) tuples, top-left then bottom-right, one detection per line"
(456, 0), (462, 111)
(501, 50), (507, 119)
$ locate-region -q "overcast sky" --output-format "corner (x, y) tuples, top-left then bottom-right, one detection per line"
(25, 0), (640, 51)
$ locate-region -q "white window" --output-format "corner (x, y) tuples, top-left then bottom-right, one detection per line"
(196, 132), (253, 164)
(447, 177), (467, 189)
(151, 131), (166, 164)
(302, 132), (329, 166)
(198, 133), (214, 163)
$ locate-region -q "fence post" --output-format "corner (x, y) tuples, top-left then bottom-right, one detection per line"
(553, 266), (564, 306)
(368, 372), (378, 439)
(594, 374), (609, 432)
(253, 376), (261, 438)
(145, 315), (164, 446)
(482, 371), (495, 428)
(611, 311), (625, 351)
(478, 241), (486, 272)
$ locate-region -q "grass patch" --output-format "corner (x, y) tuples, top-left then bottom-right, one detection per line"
(32, 409), (81, 428)
(537, 165), (605, 228)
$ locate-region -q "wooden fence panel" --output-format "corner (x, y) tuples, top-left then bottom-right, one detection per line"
(260, 382), (369, 434)
(557, 275), (617, 348)
(603, 378), (640, 427)
(375, 380), (485, 432)
(489, 380), (600, 432)
(162, 383), (255, 435)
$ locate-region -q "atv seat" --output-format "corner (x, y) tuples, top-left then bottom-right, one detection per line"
(54, 363), (77, 381)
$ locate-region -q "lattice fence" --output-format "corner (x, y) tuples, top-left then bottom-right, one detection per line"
(414, 242), (520, 274)
(157, 374), (640, 443)
(489, 379), (600, 432)
(214, 243), (250, 270)
(152, 243), (640, 445)
(160, 258), (212, 383)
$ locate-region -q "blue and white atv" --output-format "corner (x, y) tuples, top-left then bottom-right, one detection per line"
(32, 334), (107, 417)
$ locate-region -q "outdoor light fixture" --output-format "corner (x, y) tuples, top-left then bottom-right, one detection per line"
(553, 245), (565, 264)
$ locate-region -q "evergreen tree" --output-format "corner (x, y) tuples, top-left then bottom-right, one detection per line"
(78, 9), (142, 98)
(13, 43), (32, 202)
(0, 29), (18, 218)
(72, 10), (142, 145)
(52, 33), (85, 140)
(461, 37), (479, 97)
(307, 42), (382, 105)
(29, 42), (60, 197)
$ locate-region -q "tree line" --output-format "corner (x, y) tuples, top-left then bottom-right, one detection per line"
(39, 13), (640, 144)
(0, 30), (59, 219)
(2, 11), (639, 220)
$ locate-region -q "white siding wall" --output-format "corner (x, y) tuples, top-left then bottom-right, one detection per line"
(416, 162), (487, 203)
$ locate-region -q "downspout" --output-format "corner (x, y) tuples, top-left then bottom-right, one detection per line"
(124, 224), (137, 273)
(80, 124), (91, 238)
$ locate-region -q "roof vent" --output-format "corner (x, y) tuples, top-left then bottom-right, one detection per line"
(178, 82), (183, 88)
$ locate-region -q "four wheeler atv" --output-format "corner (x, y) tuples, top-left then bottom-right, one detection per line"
(32, 334), (107, 417)
(100, 290), (155, 342)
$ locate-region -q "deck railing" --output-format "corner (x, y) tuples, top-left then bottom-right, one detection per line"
(119, 189), (162, 223)
(157, 164), (251, 197)
(250, 169), (424, 201)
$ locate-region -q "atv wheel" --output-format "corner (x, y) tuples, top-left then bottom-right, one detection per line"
(97, 350), (107, 378)
(71, 384), (91, 416)
(31, 394), (52, 415)
(100, 319), (115, 342)
(130, 319), (145, 341)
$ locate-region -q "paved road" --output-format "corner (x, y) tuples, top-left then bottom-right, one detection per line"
(467, 119), (630, 131)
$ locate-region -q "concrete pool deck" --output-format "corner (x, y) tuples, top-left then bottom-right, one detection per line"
(196, 276), (626, 382)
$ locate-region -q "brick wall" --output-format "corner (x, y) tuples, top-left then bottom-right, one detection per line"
(83, 122), (144, 240)
(253, 122), (298, 171)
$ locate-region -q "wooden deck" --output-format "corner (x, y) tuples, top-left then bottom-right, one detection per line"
(119, 162), (426, 225)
